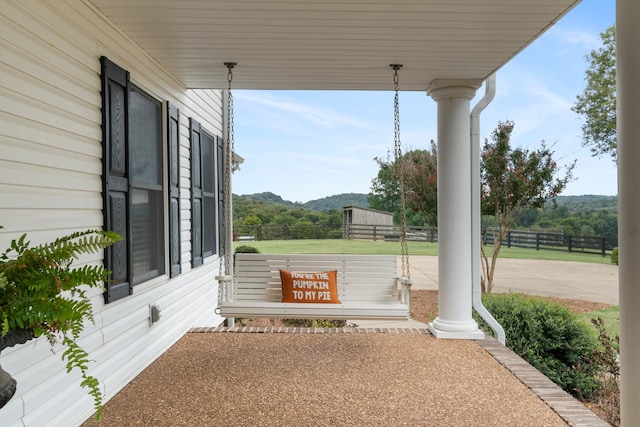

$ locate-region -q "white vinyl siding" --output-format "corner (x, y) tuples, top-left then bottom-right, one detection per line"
(0, 1), (224, 425)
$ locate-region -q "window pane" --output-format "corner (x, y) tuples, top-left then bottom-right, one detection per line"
(201, 132), (216, 257)
(203, 195), (215, 256)
(131, 188), (165, 282)
(130, 88), (162, 185)
(202, 132), (215, 193)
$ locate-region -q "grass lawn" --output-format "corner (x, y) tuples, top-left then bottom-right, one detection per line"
(235, 239), (437, 255)
(234, 239), (614, 264)
(579, 305), (620, 340)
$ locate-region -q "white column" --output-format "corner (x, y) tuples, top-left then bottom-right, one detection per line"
(617, 1), (640, 425)
(427, 80), (484, 340)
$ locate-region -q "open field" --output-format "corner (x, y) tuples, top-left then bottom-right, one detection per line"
(234, 239), (614, 264)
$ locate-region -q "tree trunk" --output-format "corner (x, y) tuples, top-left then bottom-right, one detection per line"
(481, 225), (507, 293)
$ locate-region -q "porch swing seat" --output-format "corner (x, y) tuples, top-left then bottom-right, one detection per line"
(218, 253), (411, 320)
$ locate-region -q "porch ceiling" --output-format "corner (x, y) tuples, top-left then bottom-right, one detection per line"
(88, 0), (581, 91)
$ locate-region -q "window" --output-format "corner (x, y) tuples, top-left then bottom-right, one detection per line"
(101, 57), (179, 302)
(129, 85), (164, 284)
(190, 119), (222, 267)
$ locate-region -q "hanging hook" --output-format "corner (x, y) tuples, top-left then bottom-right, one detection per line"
(390, 64), (402, 89)
(224, 62), (237, 83)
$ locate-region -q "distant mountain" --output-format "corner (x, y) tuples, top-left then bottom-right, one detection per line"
(234, 192), (370, 211)
(303, 193), (369, 211)
(237, 192), (297, 207)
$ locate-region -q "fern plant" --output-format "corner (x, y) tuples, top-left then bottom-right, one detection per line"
(0, 229), (121, 420)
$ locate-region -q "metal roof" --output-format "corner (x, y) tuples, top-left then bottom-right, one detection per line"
(89, 0), (581, 91)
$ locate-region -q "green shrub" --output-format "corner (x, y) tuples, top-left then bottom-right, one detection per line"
(476, 293), (599, 399)
(234, 245), (260, 255)
(611, 247), (618, 265)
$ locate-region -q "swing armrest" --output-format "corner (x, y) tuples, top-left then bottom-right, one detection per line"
(397, 276), (413, 307)
(215, 275), (234, 303)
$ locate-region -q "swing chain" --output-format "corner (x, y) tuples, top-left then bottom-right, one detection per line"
(226, 62), (236, 166)
(218, 62), (237, 308)
(390, 64), (410, 280)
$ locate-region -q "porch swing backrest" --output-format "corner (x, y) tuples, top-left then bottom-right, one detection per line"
(218, 253), (411, 320)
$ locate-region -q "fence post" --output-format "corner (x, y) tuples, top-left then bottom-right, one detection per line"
(536, 233), (540, 251)
(507, 231), (511, 248)
(602, 237), (606, 257)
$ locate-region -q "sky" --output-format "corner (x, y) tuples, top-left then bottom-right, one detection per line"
(231, 0), (617, 204)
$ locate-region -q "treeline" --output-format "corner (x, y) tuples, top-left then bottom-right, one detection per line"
(233, 194), (344, 239)
(515, 196), (617, 239)
(234, 192), (618, 240)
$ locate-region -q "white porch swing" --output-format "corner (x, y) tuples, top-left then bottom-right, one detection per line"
(216, 64), (413, 320)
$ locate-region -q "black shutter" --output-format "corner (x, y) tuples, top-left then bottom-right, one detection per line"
(167, 102), (181, 276)
(190, 118), (203, 267)
(217, 135), (225, 256)
(101, 56), (132, 303)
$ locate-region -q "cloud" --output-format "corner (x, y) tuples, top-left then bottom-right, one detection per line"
(488, 64), (575, 139)
(235, 91), (372, 130)
(545, 27), (603, 55)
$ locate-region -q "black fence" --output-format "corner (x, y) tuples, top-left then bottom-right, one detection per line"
(233, 223), (617, 257)
(232, 223), (437, 242)
(482, 229), (618, 257)
(342, 224), (438, 242)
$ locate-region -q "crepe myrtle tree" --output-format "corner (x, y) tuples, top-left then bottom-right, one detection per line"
(481, 121), (576, 293)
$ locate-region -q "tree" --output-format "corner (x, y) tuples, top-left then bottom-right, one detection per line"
(481, 121), (576, 292)
(242, 213), (262, 226)
(369, 123), (575, 292)
(400, 141), (438, 226)
(242, 213), (263, 238)
(572, 25), (617, 160)
(368, 152), (400, 213)
(290, 220), (316, 239)
(368, 143), (438, 226)
(516, 208), (540, 228)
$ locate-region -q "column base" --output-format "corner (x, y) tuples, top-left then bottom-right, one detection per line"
(428, 318), (485, 340)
